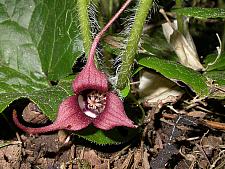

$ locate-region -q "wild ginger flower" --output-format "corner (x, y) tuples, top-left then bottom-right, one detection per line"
(13, 0), (136, 134)
(13, 55), (136, 134)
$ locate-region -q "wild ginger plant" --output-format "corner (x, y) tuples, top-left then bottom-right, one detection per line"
(0, 0), (224, 145)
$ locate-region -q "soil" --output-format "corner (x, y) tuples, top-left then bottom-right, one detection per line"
(1, 98), (225, 169)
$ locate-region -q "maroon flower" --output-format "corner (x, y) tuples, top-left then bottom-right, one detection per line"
(13, 0), (136, 134)
(13, 55), (137, 134)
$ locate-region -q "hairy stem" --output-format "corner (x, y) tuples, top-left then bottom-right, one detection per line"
(176, 0), (184, 33)
(87, 0), (132, 66)
(77, 0), (92, 56)
(117, 0), (153, 89)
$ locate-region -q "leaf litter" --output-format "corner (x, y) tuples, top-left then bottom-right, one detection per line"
(1, 90), (225, 169)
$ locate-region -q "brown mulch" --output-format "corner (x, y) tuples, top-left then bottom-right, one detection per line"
(1, 98), (225, 169)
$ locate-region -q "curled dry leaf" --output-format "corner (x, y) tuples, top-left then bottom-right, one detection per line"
(139, 71), (183, 107)
(22, 103), (49, 124)
(162, 19), (204, 71)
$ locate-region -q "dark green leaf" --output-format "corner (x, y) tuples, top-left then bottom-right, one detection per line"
(173, 7), (225, 19)
(0, 76), (72, 120)
(138, 56), (209, 96)
(76, 126), (140, 145)
(141, 30), (176, 61)
(0, 0), (83, 117)
(132, 67), (144, 76)
(0, 66), (47, 94)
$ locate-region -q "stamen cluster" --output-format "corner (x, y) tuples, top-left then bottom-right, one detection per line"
(87, 90), (106, 113)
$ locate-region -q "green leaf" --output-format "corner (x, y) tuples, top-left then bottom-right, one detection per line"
(0, 66), (47, 94)
(120, 84), (130, 98)
(173, 7), (225, 19)
(29, 0), (84, 80)
(204, 70), (225, 86)
(0, 3), (9, 23)
(1, 0), (84, 81)
(0, 21), (47, 81)
(138, 56), (209, 97)
(204, 52), (225, 71)
(0, 1), (78, 119)
(0, 67), (72, 120)
(132, 67), (144, 76)
(0, 0), (83, 117)
(0, 0), (35, 28)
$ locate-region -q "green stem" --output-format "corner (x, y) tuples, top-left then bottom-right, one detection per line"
(109, 0), (113, 17)
(116, 0), (153, 89)
(176, 0), (184, 33)
(108, 0), (113, 33)
(176, 0), (182, 9)
(77, 0), (92, 56)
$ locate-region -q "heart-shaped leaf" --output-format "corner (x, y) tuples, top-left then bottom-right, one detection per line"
(0, 0), (83, 115)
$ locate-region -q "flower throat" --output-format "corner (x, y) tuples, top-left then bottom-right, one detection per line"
(78, 90), (107, 118)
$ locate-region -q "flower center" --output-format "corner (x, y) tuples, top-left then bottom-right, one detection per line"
(78, 90), (107, 118)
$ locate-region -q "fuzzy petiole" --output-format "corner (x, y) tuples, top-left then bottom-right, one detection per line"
(116, 0), (153, 89)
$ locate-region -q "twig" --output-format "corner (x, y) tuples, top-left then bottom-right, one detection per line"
(69, 144), (76, 169)
(16, 132), (22, 143)
(203, 120), (225, 131)
(214, 86), (225, 93)
(195, 143), (211, 166)
(162, 113), (177, 119)
(110, 144), (131, 163)
(213, 150), (225, 169)
(80, 147), (85, 159)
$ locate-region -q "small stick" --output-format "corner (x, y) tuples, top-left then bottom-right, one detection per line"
(203, 120), (225, 131)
